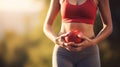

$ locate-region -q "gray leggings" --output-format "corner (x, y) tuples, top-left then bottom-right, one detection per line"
(52, 45), (101, 67)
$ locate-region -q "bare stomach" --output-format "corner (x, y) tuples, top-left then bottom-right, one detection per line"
(59, 22), (95, 38)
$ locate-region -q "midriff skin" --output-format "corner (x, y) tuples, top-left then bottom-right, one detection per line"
(59, 22), (95, 38)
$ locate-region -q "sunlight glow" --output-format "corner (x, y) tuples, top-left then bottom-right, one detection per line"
(0, 0), (44, 37)
(0, 0), (43, 12)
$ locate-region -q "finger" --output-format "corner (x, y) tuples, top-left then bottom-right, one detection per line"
(73, 47), (83, 52)
(60, 34), (69, 42)
(57, 35), (65, 43)
(55, 37), (61, 44)
(60, 32), (69, 37)
(71, 44), (78, 47)
(63, 43), (68, 47)
(62, 43), (72, 48)
(67, 42), (75, 46)
(75, 42), (83, 47)
(62, 42), (75, 47)
(85, 37), (92, 42)
(62, 42), (74, 48)
(61, 37), (66, 42)
(65, 46), (73, 51)
(58, 42), (64, 47)
(80, 35), (92, 42)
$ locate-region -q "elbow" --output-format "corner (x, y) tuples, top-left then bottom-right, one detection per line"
(104, 21), (113, 34)
(108, 22), (113, 35)
(103, 22), (113, 35)
(107, 23), (113, 35)
(43, 25), (47, 34)
(43, 23), (51, 34)
(43, 23), (47, 34)
(110, 25), (113, 35)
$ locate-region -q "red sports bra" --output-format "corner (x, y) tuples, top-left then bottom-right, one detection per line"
(60, 0), (97, 24)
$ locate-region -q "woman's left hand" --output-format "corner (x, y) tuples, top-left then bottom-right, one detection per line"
(70, 35), (96, 52)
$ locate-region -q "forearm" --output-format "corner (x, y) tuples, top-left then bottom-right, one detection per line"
(43, 0), (60, 43)
(93, 24), (113, 45)
(92, 0), (113, 45)
(43, 24), (57, 43)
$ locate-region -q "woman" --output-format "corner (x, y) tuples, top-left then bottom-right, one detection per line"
(43, 0), (112, 67)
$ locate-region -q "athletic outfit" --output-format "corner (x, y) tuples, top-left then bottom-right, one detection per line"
(52, 0), (101, 67)
(61, 0), (97, 24)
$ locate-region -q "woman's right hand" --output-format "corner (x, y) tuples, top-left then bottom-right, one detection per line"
(55, 33), (68, 47)
(55, 33), (76, 51)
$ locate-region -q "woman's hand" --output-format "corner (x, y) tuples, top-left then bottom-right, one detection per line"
(55, 33), (96, 52)
(55, 33), (69, 47)
(70, 34), (96, 52)
(55, 33), (78, 51)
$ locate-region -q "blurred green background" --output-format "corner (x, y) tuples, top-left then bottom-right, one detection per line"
(0, 0), (120, 67)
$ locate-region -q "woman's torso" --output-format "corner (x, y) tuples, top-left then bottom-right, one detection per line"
(59, 0), (98, 38)
(60, 22), (95, 38)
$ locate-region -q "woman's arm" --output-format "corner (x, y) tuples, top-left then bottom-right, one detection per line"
(43, 0), (60, 43)
(93, 0), (113, 44)
(69, 0), (113, 52)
